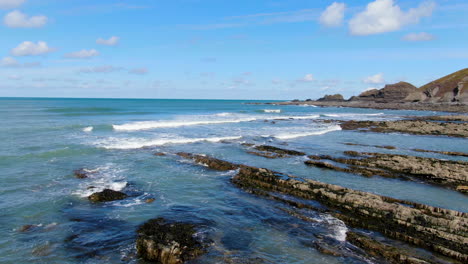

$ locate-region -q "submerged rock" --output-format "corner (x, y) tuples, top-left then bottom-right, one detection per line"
(136, 218), (206, 264)
(88, 189), (127, 202)
(74, 168), (92, 179)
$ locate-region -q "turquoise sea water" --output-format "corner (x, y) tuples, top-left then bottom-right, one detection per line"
(1, 98), (467, 263)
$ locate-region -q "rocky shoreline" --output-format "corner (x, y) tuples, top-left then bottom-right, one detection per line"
(176, 153), (468, 263)
(336, 117), (468, 138)
(258, 100), (468, 113)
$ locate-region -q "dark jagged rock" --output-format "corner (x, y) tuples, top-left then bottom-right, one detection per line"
(177, 153), (468, 262)
(154, 152), (167, 156)
(176, 152), (238, 171)
(136, 218), (206, 264)
(88, 189), (127, 202)
(339, 119), (468, 138)
(343, 142), (396, 150)
(317, 94), (345, 102)
(253, 145), (306, 156)
(306, 151), (468, 192)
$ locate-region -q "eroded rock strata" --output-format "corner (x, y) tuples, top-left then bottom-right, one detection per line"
(339, 119), (468, 138)
(306, 152), (468, 192)
(176, 153), (468, 262)
(136, 218), (206, 264)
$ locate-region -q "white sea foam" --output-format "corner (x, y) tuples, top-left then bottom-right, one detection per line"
(320, 215), (348, 242)
(83, 126), (93, 132)
(263, 109), (281, 113)
(299, 104), (317, 107)
(272, 125), (341, 139)
(73, 165), (127, 198)
(112, 114), (321, 131)
(322, 113), (384, 118)
(97, 136), (242, 150)
(113, 118), (257, 131)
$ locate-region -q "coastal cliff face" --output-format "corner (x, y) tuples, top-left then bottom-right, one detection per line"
(351, 82), (418, 103)
(418, 68), (468, 103)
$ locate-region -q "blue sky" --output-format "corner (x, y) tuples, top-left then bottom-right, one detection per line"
(0, 0), (467, 99)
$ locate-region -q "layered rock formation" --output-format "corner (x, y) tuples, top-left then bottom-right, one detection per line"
(176, 153), (468, 262)
(306, 151), (468, 192)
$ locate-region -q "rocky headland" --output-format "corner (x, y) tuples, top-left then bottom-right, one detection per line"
(258, 68), (468, 112)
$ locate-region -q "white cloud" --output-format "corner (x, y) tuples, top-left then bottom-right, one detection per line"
(319, 2), (346, 27)
(64, 49), (99, 59)
(0, 0), (25, 9)
(349, 0), (435, 36)
(402, 32), (435, 41)
(300, 73), (315, 82)
(129, 67), (148, 75)
(1, 56), (19, 66)
(79, 65), (121, 73)
(3, 10), (47, 28)
(10, 41), (55, 56)
(96, 36), (120, 46)
(363, 73), (384, 84)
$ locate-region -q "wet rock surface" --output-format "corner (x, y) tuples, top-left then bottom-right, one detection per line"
(339, 119), (468, 137)
(73, 168), (95, 179)
(177, 152), (238, 171)
(177, 153), (468, 262)
(88, 189), (128, 202)
(136, 217), (206, 264)
(245, 145), (306, 159)
(306, 151), (468, 192)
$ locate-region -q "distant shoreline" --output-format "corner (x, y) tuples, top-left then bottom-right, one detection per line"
(249, 100), (468, 113)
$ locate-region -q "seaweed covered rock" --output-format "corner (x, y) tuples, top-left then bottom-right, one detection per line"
(136, 218), (205, 264)
(88, 189), (127, 202)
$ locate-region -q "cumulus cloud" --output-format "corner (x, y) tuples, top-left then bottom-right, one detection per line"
(300, 73), (315, 82)
(349, 0), (435, 36)
(402, 32), (435, 41)
(3, 10), (47, 28)
(78, 65), (121, 73)
(129, 67), (148, 75)
(319, 2), (346, 27)
(363, 73), (384, 84)
(96, 36), (120, 46)
(10, 41), (55, 56)
(64, 49), (100, 59)
(0, 0), (25, 9)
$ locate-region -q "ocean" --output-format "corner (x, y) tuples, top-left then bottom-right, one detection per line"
(1, 98), (467, 263)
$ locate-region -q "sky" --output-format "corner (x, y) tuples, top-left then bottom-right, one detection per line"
(0, 0), (467, 100)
